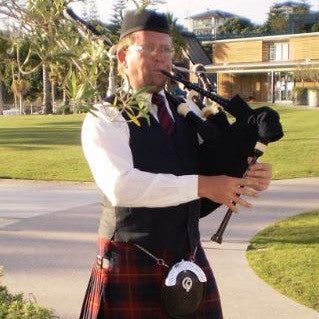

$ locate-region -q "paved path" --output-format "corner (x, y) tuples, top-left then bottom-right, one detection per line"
(0, 178), (319, 319)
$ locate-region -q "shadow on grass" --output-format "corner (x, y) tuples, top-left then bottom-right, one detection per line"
(37, 121), (84, 126)
(2, 145), (52, 151)
(278, 137), (319, 141)
(0, 127), (81, 146)
(247, 225), (319, 250)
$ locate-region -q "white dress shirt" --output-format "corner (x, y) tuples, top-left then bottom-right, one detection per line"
(81, 90), (201, 208)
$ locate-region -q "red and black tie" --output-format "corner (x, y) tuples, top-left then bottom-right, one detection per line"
(152, 93), (174, 135)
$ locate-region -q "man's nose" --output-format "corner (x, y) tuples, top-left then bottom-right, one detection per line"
(151, 50), (166, 61)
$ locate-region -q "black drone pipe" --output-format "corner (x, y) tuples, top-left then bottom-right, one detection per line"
(63, 7), (112, 47)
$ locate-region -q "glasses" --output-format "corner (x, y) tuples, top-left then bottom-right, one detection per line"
(128, 44), (174, 56)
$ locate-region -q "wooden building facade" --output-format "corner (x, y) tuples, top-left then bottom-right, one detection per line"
(206, 32), (319, 104)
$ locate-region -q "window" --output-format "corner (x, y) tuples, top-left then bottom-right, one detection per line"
(269, 43), (289, 61)
(193, 19), (211, 29)
(194, 29), (212, 36)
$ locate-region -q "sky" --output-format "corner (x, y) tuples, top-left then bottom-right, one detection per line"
(70, 0), (319, 27)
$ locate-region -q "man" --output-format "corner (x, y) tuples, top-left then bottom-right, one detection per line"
(80, 9), (272, 319)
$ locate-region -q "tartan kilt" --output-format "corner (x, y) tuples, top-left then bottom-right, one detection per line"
(79, 238), (223, 319)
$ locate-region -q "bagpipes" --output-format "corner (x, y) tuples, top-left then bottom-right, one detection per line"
(161, 65), (284, 243)
(63, 7), (284, 244)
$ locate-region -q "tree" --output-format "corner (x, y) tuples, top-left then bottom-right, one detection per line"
(0, 0), (73, 113)
(0, 31), (34, 114)
(0, 33), (12, 114)
(267, 12), (288, 32)
(0, 0), (111, 114)
(265, 1), (311, 33)
(165, 12), (186, 61)
(86, 0), (99, 22)
(312, 24), (319, 32)
(293, 1), (310, 14)
(81, 1), (88, 21)
(108, 0), (127, 40)
(294, 65), (319, 84)
(218, 17), (253, 35)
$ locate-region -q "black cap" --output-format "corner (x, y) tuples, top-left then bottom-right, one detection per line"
(120, 9), (169, 39)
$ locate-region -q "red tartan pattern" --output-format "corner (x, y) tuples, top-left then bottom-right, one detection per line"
(79, 239), (223, 319)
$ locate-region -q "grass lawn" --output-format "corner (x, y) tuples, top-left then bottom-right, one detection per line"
(261, 105), (319, 179)
(0, 105), (318, 181)
(0, 114), (91, 181)
(246, 210), (319, 312)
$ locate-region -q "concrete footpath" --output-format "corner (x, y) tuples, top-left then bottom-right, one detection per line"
(0, 178), (319, 319)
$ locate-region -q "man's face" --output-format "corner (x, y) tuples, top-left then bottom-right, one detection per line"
(119, 31), (173, 92)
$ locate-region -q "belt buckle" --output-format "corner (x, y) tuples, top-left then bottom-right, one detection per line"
(96, 255), (103, 268)
(96, 254), (109, 269)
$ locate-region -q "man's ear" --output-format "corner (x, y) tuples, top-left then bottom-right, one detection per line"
(117, 49), (127, 68)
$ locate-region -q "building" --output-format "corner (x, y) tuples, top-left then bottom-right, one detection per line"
(206, 32), (319, 104)
(166, 31), (216, 95)
(186, 10), (236, 41)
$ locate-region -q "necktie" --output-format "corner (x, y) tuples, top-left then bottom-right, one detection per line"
(152, 93), (174, 135)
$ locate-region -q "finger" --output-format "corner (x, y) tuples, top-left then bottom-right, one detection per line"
(236, 186), (259, 198)
(237, 177), (260, 189)
(247, 157), (254, 165)
(233, 196), (253, 209)
(226, 200), (238, 213)
(246, 170), (271, 180)
(252, 177), (271, 191)
(255, 180), (271, 191)
(249, 162), (272, 174)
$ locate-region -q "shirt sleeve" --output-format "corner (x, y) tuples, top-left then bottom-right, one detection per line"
(81, 105), (199, 208)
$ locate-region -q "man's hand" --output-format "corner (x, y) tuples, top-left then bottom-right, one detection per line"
(198, 175), (260, 213)
(198, 159), (272, 213)
(246, 158), (272, 191)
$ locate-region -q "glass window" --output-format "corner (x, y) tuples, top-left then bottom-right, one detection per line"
(269, 43), (289, 61)
(269, 45), (275, 60)
(193, 19), (211, 29)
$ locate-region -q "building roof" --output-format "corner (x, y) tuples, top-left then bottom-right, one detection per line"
(212, 31), (319, 43)
(181, 31), (211, 65)
(180, 31), (216, 83)
(186, 10), (235, 20)
(206, 59), (319, 74)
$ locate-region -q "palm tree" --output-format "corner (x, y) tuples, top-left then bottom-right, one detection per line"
(165, 12), (187, 61)
(0, 0), (113, 114)
(0, 33), (12, 115)
(0, 0), (79, 113)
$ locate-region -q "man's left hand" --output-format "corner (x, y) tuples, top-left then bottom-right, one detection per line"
(246, 157), (272, 191)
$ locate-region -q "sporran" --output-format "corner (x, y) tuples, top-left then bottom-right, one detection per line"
(162, 259), (207, 318)
(135, 245), (207, 318)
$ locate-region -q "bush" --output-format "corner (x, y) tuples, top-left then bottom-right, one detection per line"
(293, 87), (308, 105)
(311, 23), (319, 32)
(55, 104), (71, 115)
(0, 267), (58, 319)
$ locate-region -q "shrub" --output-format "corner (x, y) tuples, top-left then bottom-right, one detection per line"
(0, 267), (58, 319)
